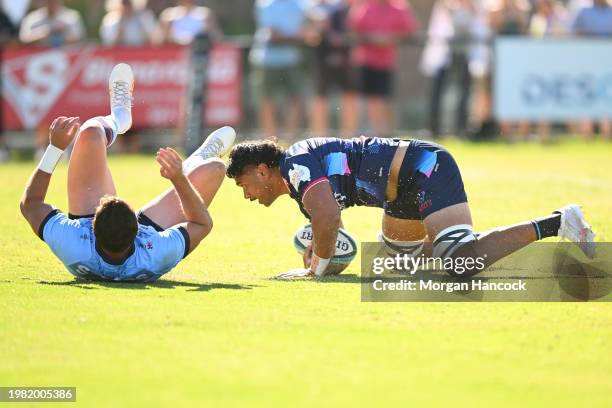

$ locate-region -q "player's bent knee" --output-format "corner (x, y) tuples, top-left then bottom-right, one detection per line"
(188, 158), (226, 181)
(432, 224), (483, 277)
(205, 158), (226, 177)
(75, 122), (105, 145)
(79, 118), (105, 132)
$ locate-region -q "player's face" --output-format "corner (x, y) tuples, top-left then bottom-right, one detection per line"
(235, 165), (277, 207)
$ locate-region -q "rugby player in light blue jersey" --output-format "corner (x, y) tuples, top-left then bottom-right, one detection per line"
(19, 64), (235, 282)
(226, 137), (596, 279)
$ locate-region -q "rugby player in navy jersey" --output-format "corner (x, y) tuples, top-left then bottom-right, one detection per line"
(226, 137), (595, 278)
(19, 64), (235, 282)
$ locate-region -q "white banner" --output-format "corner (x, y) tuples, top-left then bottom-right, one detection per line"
(494, 37), (612, 121)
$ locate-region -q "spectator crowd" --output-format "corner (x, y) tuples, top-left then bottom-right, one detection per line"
(1, 0), (611, 160)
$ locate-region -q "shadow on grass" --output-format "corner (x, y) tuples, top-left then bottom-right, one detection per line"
(38, 279), (259, 292)
(268, 273), (362, 284)
(317, 273), (361, 283)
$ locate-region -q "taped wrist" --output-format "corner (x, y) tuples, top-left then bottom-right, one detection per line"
(310, 254), (331, 276)
(38, 145), (64, 174)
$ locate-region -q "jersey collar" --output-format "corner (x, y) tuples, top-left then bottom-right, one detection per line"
(95, 242), (135, 266)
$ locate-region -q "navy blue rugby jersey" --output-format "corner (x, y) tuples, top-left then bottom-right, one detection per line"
(279, 136), (402, 219)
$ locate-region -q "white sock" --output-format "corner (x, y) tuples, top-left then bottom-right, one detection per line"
(79, 116), (122, 148)
(100, 115), (119, 147)
(182, 155), (205, 174)
(111, 107), (132, 135)
(182, 138), (212, 173)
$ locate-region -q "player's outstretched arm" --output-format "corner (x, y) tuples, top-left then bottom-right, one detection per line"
(156, 147), (212, 254)
(20, 116), (80, 236)
(302, 181), (341, 276)
(275, 182), (341, 280)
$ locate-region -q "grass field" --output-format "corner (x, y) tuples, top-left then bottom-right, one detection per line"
(1, 139), (611, 407)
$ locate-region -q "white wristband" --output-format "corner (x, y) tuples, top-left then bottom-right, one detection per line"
(311, 254), (331, 276)
(38, 145), (64, 174)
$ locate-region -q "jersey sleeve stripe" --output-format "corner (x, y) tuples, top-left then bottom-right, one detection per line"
(301, 177), (329, 201)
(38, 209), (60, 241)
(177, 226), (190, 259)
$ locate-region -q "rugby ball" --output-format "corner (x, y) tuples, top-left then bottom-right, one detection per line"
(293, 224), (357, 265)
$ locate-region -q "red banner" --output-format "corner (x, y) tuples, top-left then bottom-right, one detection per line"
(1, 44), (242, 130)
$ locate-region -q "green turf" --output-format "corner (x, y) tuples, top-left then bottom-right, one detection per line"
(1, 140), (611, 407)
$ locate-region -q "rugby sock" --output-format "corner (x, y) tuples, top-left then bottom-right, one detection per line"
(182, 155), (205, 174)
(183, 143), (210, 173)
(111, 106), (132, 135)
(99, 115), (119, 148)
(182, 138), (216, 173)
(531, 213), (561, 240)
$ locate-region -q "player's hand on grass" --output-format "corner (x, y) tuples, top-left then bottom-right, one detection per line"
(156, 147), (185, 183)
(49, 116), (80, 150)
(274, 268), (314, 280)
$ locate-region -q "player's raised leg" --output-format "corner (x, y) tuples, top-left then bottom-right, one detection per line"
(139, 126), (236, 229)
(67, 63), (134, 216)
(423, 202), (596, 276)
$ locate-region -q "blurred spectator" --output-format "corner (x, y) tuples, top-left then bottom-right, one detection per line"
(488, 0), (530, 35)
(308, 0), (357, 137)
(0, 1), (26, 162)
(0, 9), (19, 45)
(2, 0), (30, 43)
(568, 0), (593, 10)
(142, 0), (168, 15)
(488, 0), (531, 140)
(566, 0), (592, 20)
(530, 0), (569, 37)
(100, 0), (156, 154)
(348, 0), (418, 137)
(19, 0), (85, 160)
(528, 0), (569, 141)
(100, 0), (156, 46)
(249, 0), (312, 140)
(19, 0), (85, 47)
(158, 0), (221, 45)
(572, 0), (612, 36)
(421, 0), (489, 137)
(571, 0), (612, 139)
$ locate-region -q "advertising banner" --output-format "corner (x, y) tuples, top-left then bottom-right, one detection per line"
(1, 44), (242, 130)
(494, 38), (612, 121)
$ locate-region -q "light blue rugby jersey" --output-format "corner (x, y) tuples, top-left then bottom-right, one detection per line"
(39, 210), (189, 282)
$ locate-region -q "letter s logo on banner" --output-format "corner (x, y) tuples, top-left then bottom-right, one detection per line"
(2, 47), (94, 129)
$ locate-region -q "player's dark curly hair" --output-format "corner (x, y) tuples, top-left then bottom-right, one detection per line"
(93, 196), (138, 253)
(226, 140), (285, 178)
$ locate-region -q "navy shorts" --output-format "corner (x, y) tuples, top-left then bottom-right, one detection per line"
(137, 211), (165, 232)
(383, 141), (468, 220)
